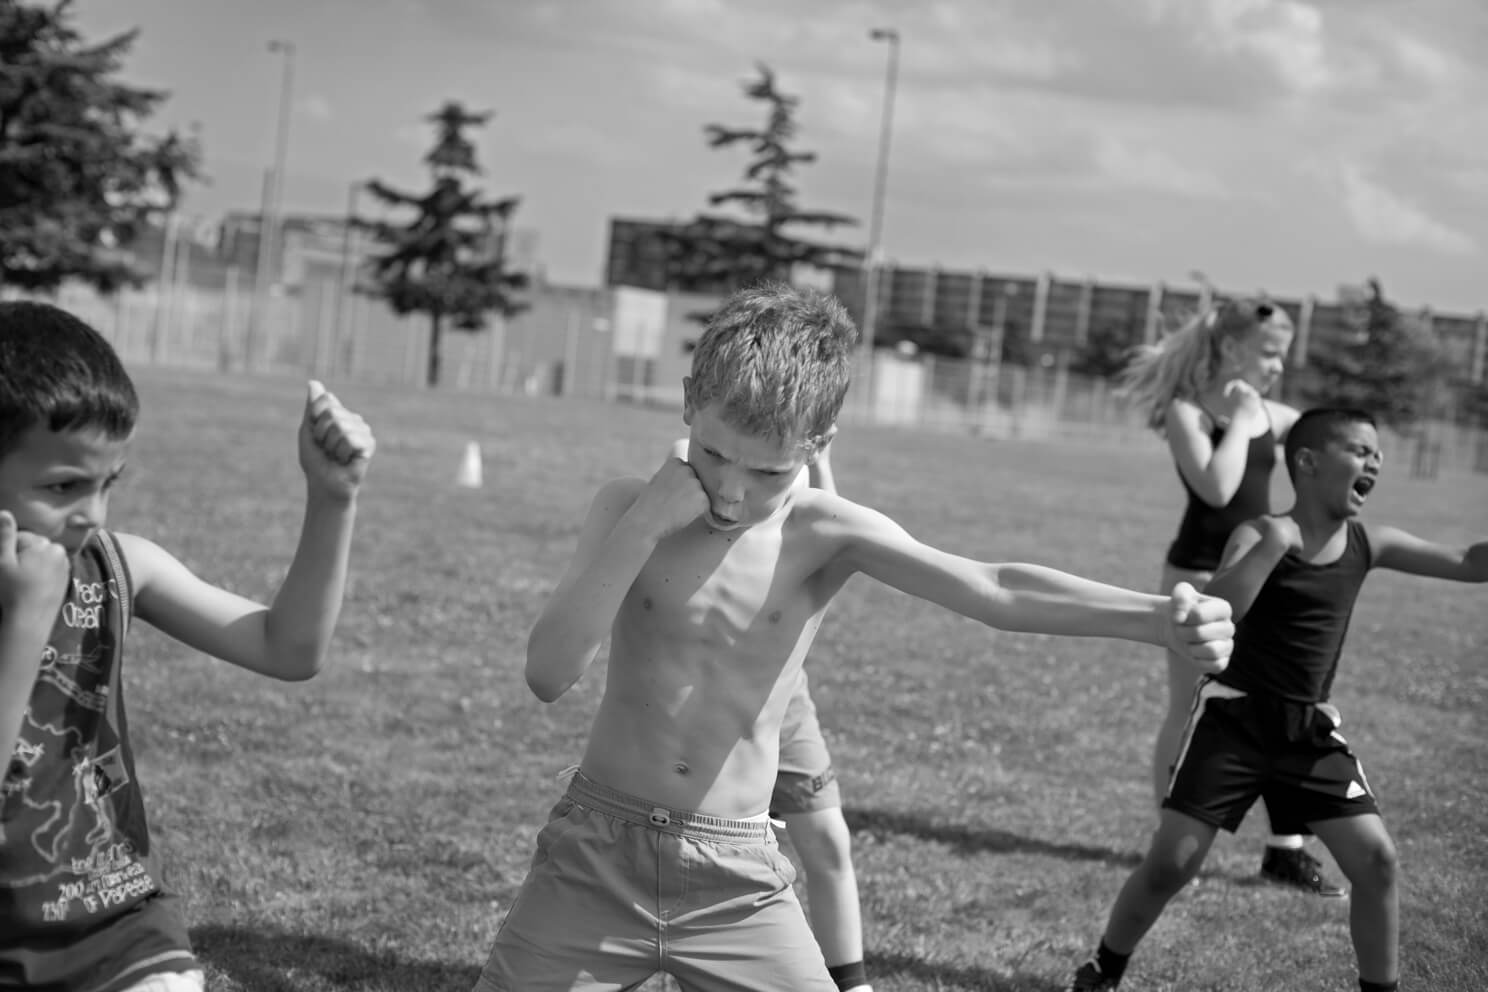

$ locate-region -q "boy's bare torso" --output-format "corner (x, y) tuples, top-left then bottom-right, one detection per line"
(579, 482), (852, 818)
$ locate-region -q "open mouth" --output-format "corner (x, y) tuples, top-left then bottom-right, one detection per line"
(704, 507), (743, 531)
(1351, 476), (1376, 498)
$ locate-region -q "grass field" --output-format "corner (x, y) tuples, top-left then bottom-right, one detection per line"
(109, 369), (1486, 992)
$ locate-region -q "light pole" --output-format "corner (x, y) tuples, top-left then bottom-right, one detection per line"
(1189, 269), (1213, 311)
(334, 179), (368, 376)
(862, 27), (900, 406)
(250, 39), (296, 370)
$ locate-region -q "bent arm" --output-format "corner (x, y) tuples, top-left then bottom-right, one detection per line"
(1203, 522), (1284, 621)
(121, 490), (358, 681)
(1370, 526), (1488, 582)
(1267, 400), (1301, 443)
(1166, 400), (1255, 507)
(808, 442), (838, 496)
(0, 606), (55, 763)
(526, 480), (654, 702)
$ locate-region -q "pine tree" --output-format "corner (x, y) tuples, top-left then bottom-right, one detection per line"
(1303, 279), (1450, 432)
(0, 0), (200, 293)
(358, 101), (527, 387)
(661, 64), (859, 293)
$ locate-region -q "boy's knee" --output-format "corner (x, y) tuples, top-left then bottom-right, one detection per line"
(1355, 836), (1399, 889)
(1139, 851), (1201, 896)
(788, 812), (853, 872)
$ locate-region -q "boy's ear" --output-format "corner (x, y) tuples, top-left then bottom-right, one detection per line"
(1294, 447), (1316, 476)
(807, 424), (839, 462)
(681, 377), (694, 425)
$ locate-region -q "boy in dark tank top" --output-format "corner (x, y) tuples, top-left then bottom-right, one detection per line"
(1068, 408), (1488, 992)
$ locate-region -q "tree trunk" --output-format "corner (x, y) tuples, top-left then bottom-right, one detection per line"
(427, 311), (444, 387)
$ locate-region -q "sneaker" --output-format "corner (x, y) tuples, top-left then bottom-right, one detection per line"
(1068, 960), (1120, 991)
(1259, 845), (1346, 897)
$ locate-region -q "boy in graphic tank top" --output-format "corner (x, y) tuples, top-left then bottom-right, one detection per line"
(1, 302), (376, 992)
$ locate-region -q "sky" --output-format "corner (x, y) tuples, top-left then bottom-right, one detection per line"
(72, 0), (1488, 314)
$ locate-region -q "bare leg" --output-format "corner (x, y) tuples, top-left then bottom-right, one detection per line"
(782, 808), (865, 970)
(1153, 644), (1201, 807)
(1310, 814), (1398, 985)
(1103, 810), (1219, 954)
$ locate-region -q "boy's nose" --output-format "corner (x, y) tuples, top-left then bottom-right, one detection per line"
(716, 472), (745, 503)
(69, 492), (107, 529)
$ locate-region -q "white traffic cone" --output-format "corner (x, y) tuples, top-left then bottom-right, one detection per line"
(456, 440), (483, 489)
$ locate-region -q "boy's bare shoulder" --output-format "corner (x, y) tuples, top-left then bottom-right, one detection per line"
(788, 487), (882, 531)
(591, 475), (647, 508)
(109, 530), (171, 575)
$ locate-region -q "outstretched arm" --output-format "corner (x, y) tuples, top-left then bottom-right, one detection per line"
(1369, 525), (1488, 582)
(826, 500), (1233, 670)
(125, 381), (375, 681)
(1203, 516), (1298, 621)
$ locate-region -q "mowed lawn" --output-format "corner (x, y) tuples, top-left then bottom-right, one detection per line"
(110, 369), (1487, 992)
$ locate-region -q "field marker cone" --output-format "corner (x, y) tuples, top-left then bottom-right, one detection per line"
(456, 440), (483, 489)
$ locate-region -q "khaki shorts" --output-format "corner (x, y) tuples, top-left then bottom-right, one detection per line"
(770, 670), (841, 815)
(475, 772), (836, 992)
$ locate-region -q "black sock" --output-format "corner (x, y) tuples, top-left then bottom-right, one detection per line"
(1359, 979), (1398, 992)
(827, 961), (868, 991)
(1095, 940), (1130, 983)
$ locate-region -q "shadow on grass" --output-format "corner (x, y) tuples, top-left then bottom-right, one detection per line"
(844, 806), (1275, 888)
(865, 948), (1062, 992)
(191, 924), (480, 992)
(194, 925), (1056, 992)
(845, 806), (1144, 868)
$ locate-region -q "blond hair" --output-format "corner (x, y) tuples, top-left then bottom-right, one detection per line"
(686, 282), (859, 448)
(1117, 297), (1293, 432)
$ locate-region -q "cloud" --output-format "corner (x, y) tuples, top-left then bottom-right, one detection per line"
(393, 122), (427, 150)
(890, 0), (1332, 113)
(302, 94), (333, 121)
(1447, 165), (1488, 196)
(523, 122), (646, 168)
(1339, 165), (1475, 255)
(1092, 136), (1228, 197)
(1319, 21), (1467, 112)
(1144, 0), (1331, 92)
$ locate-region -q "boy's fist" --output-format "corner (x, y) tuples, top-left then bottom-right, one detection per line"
(1165, 580), (1233, 675)
(299, 380), (376, 497)
(0, 511), (70, 617)
(632, 453), (710, 540)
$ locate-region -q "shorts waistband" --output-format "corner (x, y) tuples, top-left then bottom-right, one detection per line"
(1197, 677), (1246, 701)
(565, 770), (772, 843)
(1197, 678), (1343, 726)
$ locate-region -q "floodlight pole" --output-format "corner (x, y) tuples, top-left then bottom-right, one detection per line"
(249, 39), (296, 370)
(861, 27), (900, 408)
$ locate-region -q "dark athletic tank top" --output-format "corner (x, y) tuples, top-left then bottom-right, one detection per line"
(1218, 520), (1373, 703)
(1166, 420), (1277, 571)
